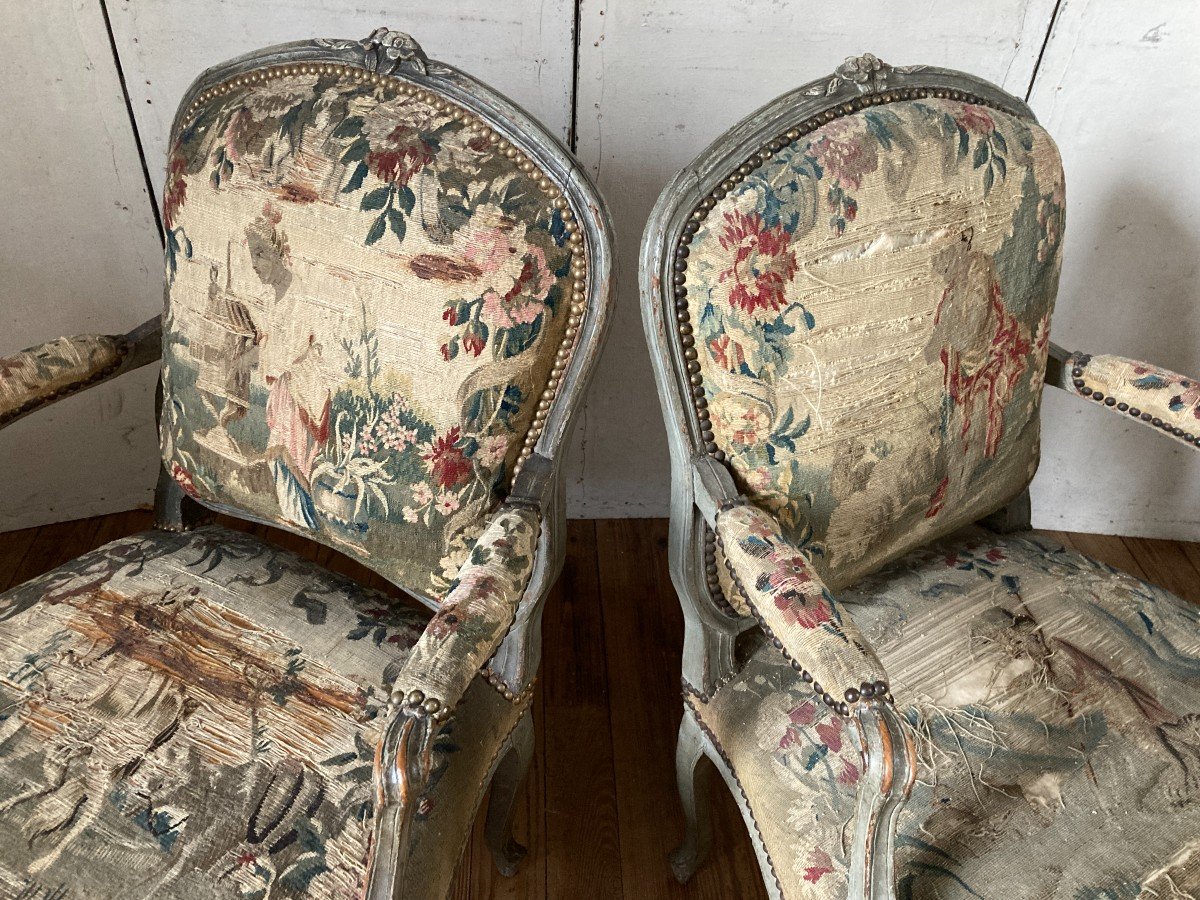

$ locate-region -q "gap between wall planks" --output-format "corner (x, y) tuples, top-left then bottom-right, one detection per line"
(2, 512), (1198, 897)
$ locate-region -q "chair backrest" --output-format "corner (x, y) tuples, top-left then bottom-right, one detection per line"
(643, 56), (1064, 594)
(159, 30), (610, 604)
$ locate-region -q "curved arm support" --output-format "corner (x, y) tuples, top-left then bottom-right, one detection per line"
(389, 503), (541, 717)
(366, 502), (540, 899)
(713, 501), (890, 716)
(693, 457), (916, 897)
(693, 455), (890, 714)
(1048, 342), (1200, 450)
(0, 317), (162, 431)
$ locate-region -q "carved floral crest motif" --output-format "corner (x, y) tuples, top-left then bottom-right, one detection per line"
(807, 53), (927, 96)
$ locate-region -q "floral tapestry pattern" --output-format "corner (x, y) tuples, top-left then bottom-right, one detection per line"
(161, 71), (575, 600)
(1071, 352), (1200, 449)
(714, 502), (884, 694)
(0, 526), (522, 900)
(692, 526), (1200, 897)
(685, 99), (1065, 592)
(0, 334), (127, 424)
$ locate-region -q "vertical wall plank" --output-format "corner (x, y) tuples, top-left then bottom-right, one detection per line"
(1027, 0), (1200, 540)
(0, 0), (163, 530)
(569, 0), (1059, 517)
(105, 1), (577, 195)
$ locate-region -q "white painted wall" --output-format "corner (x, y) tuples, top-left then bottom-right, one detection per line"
(2, 0), (1197, 540)
(1027, 0), (1200, 539)
(0, 1), (162, 528)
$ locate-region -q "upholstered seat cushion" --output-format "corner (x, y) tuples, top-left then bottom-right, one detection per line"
(0, 525), (523, 900)
(690, 527), (1200, 897)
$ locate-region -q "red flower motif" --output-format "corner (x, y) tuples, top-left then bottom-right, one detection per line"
(462, 329), (486, 357)
(768, 549), (834, 629)
(925, 476), (949, 519)
(985, 548), (1005, 563)
(940, 284), (1031, 458)
(709, 334), (746, 371)
(367, 125), (436, 186)
(163, 154), (188, 229)
(170, 461), (201, 499)
(424, 426), (472, 488)
(716, 211), (797, 318)
(954, 104), (996, 135)
(838, 759), (860, 786)
(815, 717), (843, 753)
(803, 848), (834, 884)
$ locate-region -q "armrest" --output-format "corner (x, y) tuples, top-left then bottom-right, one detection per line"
(389, 503), (542, 720)
(368, 500), (543, 896)
(1056, 346), (1200, 450)
(0, 317), (162, 430)
(714, 501), (889, 716)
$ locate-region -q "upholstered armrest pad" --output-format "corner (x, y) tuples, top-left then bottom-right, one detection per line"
(1069, 352), (1200, 449)
(715, 502), (888, 713)
(0, 334), (130, 427)
(390, 504), (541, 715)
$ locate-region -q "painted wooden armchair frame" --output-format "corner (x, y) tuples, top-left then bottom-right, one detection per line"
(640, 54), (1198, 898)
(0, 28), (612, 898)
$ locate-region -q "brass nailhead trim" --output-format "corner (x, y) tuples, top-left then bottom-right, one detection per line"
(482, 666), (538, 704)
(181, 63), (590, 486)
(702, 525), (739, 617)
(0, 338), (132, 428)
(681, 687), (785, 898)
(1070, 353), (1200, 449)
(670, 88), (1022, 461)
(715, 515), (891, 718)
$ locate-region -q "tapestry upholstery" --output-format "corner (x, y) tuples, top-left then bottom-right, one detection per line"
(161, 67), (582, 601)
(1069, 352), (1200, 449)
(689, 526), (1200, 898)
(393, 504), (540, 711)
(684, 98), (1065, 593)
(0, 335), (128, 426)
(713, 502), (884, 700)
(0, 526), (523, 900)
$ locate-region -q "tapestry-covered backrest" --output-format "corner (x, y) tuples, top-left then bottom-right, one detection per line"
(159, 35), (592, 602)
(669, 64), (1064, 592)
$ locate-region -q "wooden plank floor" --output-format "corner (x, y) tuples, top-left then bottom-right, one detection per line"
(2, 512), (1198, 897)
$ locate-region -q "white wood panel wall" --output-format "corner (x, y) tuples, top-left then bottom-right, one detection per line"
(0, 1), (162, 528)
(1027, 0), (1200, 539)
(2, 0), (1197, 540)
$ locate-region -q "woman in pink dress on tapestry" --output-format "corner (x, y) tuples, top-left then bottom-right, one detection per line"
(264, 333), (330, 529)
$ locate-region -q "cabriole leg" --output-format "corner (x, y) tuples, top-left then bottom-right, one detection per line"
(669, 711), (714, 884)
(485, 711), (534, 877)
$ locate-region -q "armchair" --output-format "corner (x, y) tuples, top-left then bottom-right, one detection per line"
(641, 54), (1200, 898)
(0, 28), (611, 900)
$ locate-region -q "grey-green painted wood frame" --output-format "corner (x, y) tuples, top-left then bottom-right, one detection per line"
(2, 28), (613, 899)
(638, 54), (1041, 899)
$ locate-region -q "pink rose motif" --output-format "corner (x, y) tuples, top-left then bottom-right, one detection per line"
(367, 124), (436, 186)
(803, 848), (835, 884)
(810, 118), (878, 192)
(715, 211), (797, 318)
(480, 246), (555, 329)
(954, 103), (996, 135)
(768, 549), (834, 630)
